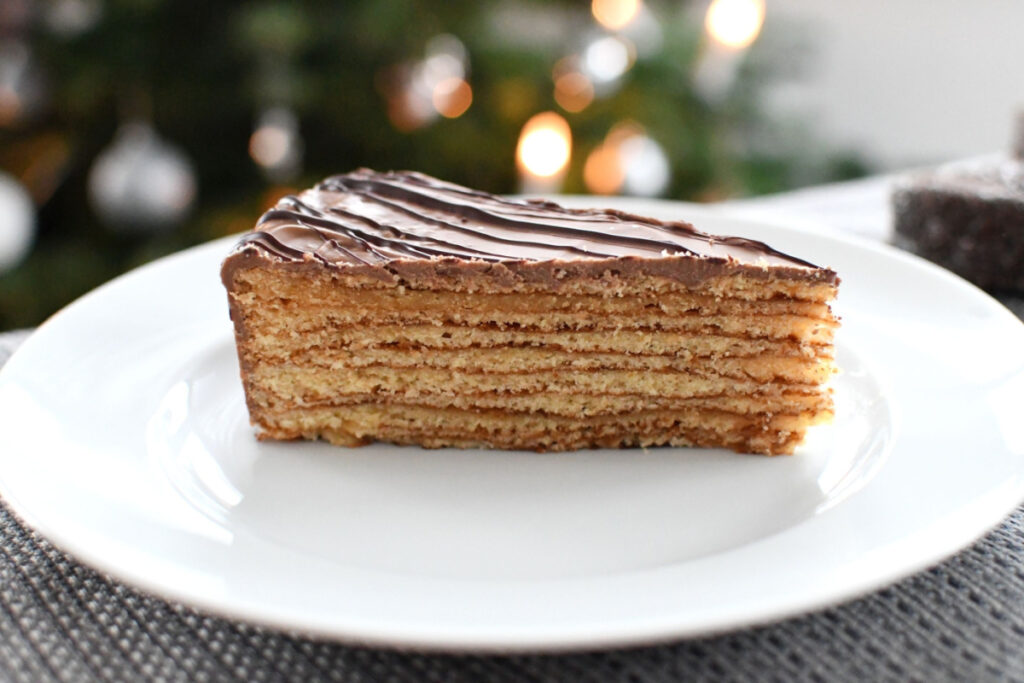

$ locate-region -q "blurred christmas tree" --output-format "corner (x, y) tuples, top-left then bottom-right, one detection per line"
(0, 0), (869, 330)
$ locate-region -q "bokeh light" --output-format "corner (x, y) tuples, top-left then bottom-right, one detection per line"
(517, 112), (572, 178)
(432, 77), (473, 118)
(583, 143), (624, 195)
(554, 72), (594, 113)
(618, 133), (670, 196)
(553, 58), (595, 113)
(584, 122), (670, 196)
(382, 34), (470, 131)
(583, 35), (635, 83)
(705, 0), (766, 49)
(591, 0), (642, 31)
(249, 107), (302, 177)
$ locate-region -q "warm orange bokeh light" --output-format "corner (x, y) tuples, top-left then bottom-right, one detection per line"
(583, 144), (624, 195)
(583, 122), (642, 194)
(516, 112), (572, 178)
(554, 72), (595, 113)
(705, 0), (765, 49)
(591, 0), (642, 31)
(432, 77), (473, 118)
(583, 121), (670, 196)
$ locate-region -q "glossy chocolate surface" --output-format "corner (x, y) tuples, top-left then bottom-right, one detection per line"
(225, 169), (837, 283)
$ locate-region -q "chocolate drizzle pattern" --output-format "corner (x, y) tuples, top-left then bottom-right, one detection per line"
(230, 169), (830, 274)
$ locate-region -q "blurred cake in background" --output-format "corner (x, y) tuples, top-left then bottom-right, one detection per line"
(893, 112), (1024, 293)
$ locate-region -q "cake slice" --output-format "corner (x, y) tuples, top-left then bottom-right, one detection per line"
(221, 169), (839, 455)
(893, 113), (1024, 293)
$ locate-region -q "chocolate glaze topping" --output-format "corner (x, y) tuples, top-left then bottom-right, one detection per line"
(226, 169), (836, 283)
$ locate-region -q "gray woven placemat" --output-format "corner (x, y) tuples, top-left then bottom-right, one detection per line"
(1, 328), (1023, 682)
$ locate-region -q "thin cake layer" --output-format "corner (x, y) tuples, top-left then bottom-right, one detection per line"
(222, 169), (839, 455)
(252, 348), (833, 383)
(263, 403), (824, 455)
(239, 324), (825, 358)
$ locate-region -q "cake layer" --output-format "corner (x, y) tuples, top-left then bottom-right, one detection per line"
(239, 323), (829, 358)
(248, 365), (823, 403)
(247, 347), (833, 384)
(226, 252), (839, 299)
(255, 403), (826, 455)
(231, 270), (835, 317)
(240, 306), (836, 343)
(257, 389), (831, 419)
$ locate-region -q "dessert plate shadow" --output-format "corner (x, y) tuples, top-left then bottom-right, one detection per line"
(1, 202), (1023, 652)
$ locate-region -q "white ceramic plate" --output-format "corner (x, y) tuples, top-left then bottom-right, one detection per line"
(1, 202), (1023, 652)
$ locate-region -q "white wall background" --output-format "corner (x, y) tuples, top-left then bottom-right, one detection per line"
(762, 0), (1023, 168)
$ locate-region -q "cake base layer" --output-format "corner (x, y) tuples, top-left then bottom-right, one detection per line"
(257, 403), (827, 455)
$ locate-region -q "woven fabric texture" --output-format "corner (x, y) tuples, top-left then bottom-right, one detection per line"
(2, 319), (1023, 682)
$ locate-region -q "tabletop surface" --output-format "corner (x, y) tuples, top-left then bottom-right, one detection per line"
(1, 178), (1023, 682)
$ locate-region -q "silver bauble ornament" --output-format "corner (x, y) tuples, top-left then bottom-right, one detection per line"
(88, 121), (197, 233)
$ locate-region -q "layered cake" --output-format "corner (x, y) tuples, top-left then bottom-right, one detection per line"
(221, 170), (839, 455)
(893, 114), (1024, 293)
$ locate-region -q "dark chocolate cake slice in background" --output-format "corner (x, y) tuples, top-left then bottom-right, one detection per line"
(893, 114), (1024, 293)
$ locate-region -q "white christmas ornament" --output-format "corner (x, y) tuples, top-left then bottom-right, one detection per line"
(88, 121), (197, 233)
(0, 171), (35, 273)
